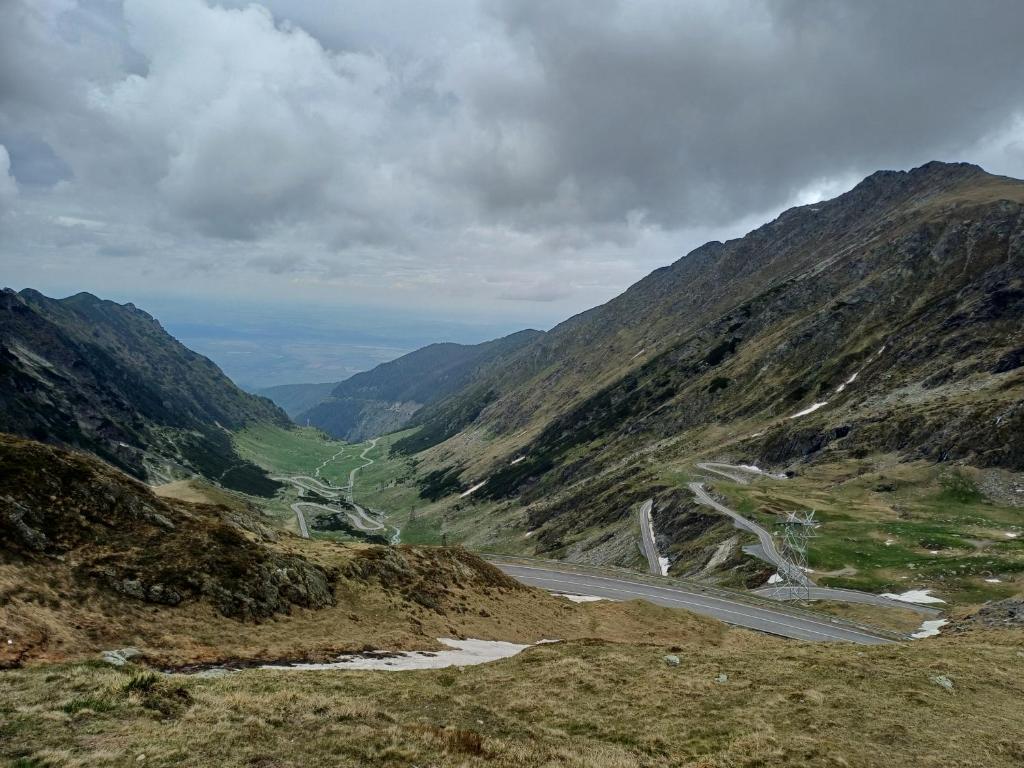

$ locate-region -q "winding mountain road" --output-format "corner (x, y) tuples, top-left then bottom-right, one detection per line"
(490, 559), (898, 644)
(688, 481), (812, 586)
(291, 501), (384, 533)
(274, 438), (396, 541)
(690, 462), (941, 614)
(637, 499), (665, 575)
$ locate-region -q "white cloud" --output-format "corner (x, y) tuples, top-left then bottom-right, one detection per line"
(2, 0), (1024, 322)
(0, 145), (18, 215)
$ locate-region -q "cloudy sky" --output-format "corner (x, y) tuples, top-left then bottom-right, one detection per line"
(3, 0), (1024, 383)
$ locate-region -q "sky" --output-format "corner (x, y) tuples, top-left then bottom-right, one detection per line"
(3, 0), (1024, 386)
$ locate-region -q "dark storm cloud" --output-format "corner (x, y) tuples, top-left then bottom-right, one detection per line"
(1, 0), (1023, 315)
(470, 0), (1024, 226)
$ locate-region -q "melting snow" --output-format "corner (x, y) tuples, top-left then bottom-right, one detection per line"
(261, 638), (552, 672)
(835, 371), (859, 393)
(910, 619), (948, 639)
(459, 481), (487, 498)
(789, 402), (828, 419)
(553, 593), (609, 603)
(880, 589), (946, 605)
(658, 556), (671, 576)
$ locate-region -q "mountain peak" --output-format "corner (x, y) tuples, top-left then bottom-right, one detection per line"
(852, 160), (988, 195)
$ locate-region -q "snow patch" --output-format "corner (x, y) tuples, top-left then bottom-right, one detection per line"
(524, 530), (536, 538)
(459, 480), (487, 498)
(510, 456), (527, 465)
(789, 401), (828, 419)
(767, 573), (783, 584)
(261, 638), (553, 672)
(553, 593), (609, 603)
(910, 619), (948, 639)
(835, 371), (859, 393)
(658, 556), (671, 576)
(879, 589), (946, 605)
(1005, 532), (1018, 539)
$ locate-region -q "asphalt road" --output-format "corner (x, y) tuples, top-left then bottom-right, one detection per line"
(637, 499), (663, 575)
(691, 463), (941, 613)
(688, 480), (812, 586)
(291, 501), (384, 532)
(492, 561), (895, 644)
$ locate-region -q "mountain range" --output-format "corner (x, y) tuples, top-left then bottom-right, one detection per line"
(280, 330), (542, 441)
(0, 288), (288, 495)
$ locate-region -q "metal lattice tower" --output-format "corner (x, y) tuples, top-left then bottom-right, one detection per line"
(770, 510), (817, 602)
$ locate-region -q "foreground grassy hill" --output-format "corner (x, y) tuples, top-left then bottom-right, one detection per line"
(2, 622), (1021, 766)
(2, 434), (1023, 767)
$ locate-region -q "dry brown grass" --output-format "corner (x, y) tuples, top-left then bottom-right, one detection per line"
(808, 601), (928, 635)
(1, 629), (1021, 767)
(1, 543), (726, 668)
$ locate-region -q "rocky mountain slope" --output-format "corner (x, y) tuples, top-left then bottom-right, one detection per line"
(0, 289), (289, 494)
(0, 434), (335, 629)
(399, 162), (1024, 568)
(299, 329), (541, 441)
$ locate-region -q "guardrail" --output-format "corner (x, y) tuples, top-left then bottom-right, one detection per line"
(481, 552), (910, 642)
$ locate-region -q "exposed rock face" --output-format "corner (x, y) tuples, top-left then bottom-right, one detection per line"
(952, 598), (1024, 631)
(0, 434), (335, 621)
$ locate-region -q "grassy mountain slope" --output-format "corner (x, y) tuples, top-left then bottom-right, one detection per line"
(300, 329), (542, 441)
(382, 162), (1024, 597)
(256, 381), (338, 419)
(0, 288), (288, 494)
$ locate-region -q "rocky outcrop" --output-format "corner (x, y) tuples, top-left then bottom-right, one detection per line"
(0, 433), (335, 621)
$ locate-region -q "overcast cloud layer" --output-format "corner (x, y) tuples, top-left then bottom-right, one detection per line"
(3, 0), (1024, 324)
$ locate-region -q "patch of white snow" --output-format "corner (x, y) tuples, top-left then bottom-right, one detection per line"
(789, 402), (828, 419)
(879, 589), (946, 605)
(459, 481), (487, 498)
(767, 573), (783, 584)
(1005, 532), (1018, 539)
(552, 593), (609, 603)
(910, 619), (948, 639)
(658, 556), (671, 576)
(261, 638), (551, 672)
(835, 371), (859, 393)
(524, 530), (536, 538)
(510, 456), (527, 465)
